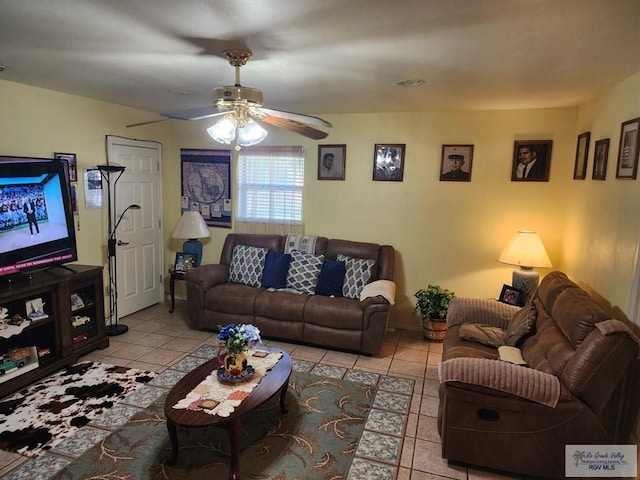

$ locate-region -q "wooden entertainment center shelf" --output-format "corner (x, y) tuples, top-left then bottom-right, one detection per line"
(0, 265), (108, 397)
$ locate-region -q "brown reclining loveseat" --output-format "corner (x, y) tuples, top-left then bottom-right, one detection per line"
(437, 271), (639, 478)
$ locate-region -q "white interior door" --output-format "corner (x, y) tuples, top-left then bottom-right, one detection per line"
(106, 136), (164, 319)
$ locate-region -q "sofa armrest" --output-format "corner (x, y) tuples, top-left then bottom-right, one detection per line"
(446, 297), (519, 329)
(438, 357), (560, 407)
(358, 295), (391, 310)
(184, 264), (229, 292)
(359, 280), (395, 305)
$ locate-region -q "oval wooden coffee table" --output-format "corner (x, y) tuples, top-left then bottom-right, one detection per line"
(164, 347), (292, 480)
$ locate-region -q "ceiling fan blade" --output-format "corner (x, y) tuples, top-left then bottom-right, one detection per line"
(258, 107), (332, 128)
(261, 115), (329, 140)
(126, 118), (169, 128)
(164, 106), (228, 121)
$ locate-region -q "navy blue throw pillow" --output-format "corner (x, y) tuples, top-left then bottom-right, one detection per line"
(315, 260), (346, 297)
(261, 251), (292, 289)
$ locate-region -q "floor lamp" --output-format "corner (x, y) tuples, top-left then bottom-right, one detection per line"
(97, 164), (140, 336)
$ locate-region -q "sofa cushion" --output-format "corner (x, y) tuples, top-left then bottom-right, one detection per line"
(261, 251), (292, 289)
(204, 283), (262, 315)
(504, 300), (537, 347)
(254, 289), (309, 322)
(304, 295), (365, 330)
(286, 251), (325, 294)
(338, 254), (376, 299)
(315, 260), (346, 297)
(459, 323), (506, 348)
(228, 245), (268, 287)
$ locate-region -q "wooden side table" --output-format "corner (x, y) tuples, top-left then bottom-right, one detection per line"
(169, 268), (186, 313)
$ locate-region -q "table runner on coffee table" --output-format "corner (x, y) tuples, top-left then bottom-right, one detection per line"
(172, 351), (282, 417)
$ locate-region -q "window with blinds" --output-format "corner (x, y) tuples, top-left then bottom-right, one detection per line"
(236, 146), (304, 224)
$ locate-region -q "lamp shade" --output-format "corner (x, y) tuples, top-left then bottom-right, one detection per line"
(498, 230), (552, 268)
(171, 211), (211, 240)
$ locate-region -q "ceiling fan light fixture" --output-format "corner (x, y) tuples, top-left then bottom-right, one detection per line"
(397, 79), (425, 87)
(237, 119), (268, 146)
(207, 116), (237, 144)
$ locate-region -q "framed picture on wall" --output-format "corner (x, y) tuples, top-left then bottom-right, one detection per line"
(318, 144), (346, 180)
(373, 144), (405, 181)
(440, 144), (474, 181)
(511, 140), (553, 182)
(592, 138), (609, 180)
(54, 152), (77, 182)
(616, 117), (640, 179)
(573, 132), (590, 180)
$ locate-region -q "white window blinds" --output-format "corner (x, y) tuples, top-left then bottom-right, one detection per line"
(236, 146), (304, 225)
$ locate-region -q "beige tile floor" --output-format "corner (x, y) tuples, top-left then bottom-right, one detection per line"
(81, 299), (521, 480)
(2, 299), (521, 480)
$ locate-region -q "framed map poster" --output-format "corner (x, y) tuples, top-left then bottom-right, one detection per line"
(180, 149), (232, 228)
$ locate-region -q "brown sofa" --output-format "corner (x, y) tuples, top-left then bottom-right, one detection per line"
(184, 233), (395, 355)
(437, 271), (639, 479)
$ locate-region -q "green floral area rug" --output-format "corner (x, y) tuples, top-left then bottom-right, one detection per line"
(52, 371), (375, 480)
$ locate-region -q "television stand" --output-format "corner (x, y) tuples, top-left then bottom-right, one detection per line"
(45, 264), (77, 274)
(0, 265), (108, 397)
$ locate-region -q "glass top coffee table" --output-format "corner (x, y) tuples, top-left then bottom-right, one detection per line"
(163, 347), (292, 480)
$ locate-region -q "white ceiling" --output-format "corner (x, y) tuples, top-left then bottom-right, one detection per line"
(1, 0), (639, 122)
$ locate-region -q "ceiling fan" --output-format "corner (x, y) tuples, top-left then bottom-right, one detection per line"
(127, 49), (331, 146)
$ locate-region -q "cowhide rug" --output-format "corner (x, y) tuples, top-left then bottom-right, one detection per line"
(0, 361), (155, 457)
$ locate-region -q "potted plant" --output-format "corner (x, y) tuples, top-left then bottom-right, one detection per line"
(412, 284), (455, 342)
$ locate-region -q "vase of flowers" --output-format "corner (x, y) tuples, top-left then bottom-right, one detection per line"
(217, 323), (261, 379)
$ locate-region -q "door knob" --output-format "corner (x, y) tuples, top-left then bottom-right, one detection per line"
(117, 240), (130, 246)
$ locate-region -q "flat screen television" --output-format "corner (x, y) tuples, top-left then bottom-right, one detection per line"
(0, 155), (78, 279)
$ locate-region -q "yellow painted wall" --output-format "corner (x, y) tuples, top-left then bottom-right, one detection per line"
(1, 74), (639, 330)
(0, 79), (172, 274)
(564, 72), (640, 321)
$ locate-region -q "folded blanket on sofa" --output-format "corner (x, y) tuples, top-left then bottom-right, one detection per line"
(359, 280), (396, 305)
(285, 234), (318, 254)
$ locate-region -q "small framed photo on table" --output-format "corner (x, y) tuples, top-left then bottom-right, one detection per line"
(498, 284), (524, 306)
(174, 252), (197, 274)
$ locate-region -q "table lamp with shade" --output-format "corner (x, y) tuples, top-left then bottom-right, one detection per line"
(171, 211), (211, 267)
(498, 230), (552, 304)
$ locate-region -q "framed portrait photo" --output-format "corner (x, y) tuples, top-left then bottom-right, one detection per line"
(498, 284), (524, 307)
(592, 138), (609, 180)
(573, 132), (590, 180)
(511, 140), (553, 182)
(174, 252), (197, 274)
(616, 117), (640, 180)
(373, 144), (405, 181)
(54, 152), (77, 182)
(318, 144), (346, 180)
(440, 144), (474, 182)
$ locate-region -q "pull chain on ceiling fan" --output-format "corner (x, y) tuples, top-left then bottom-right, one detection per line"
(127, 49), (332, 149)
